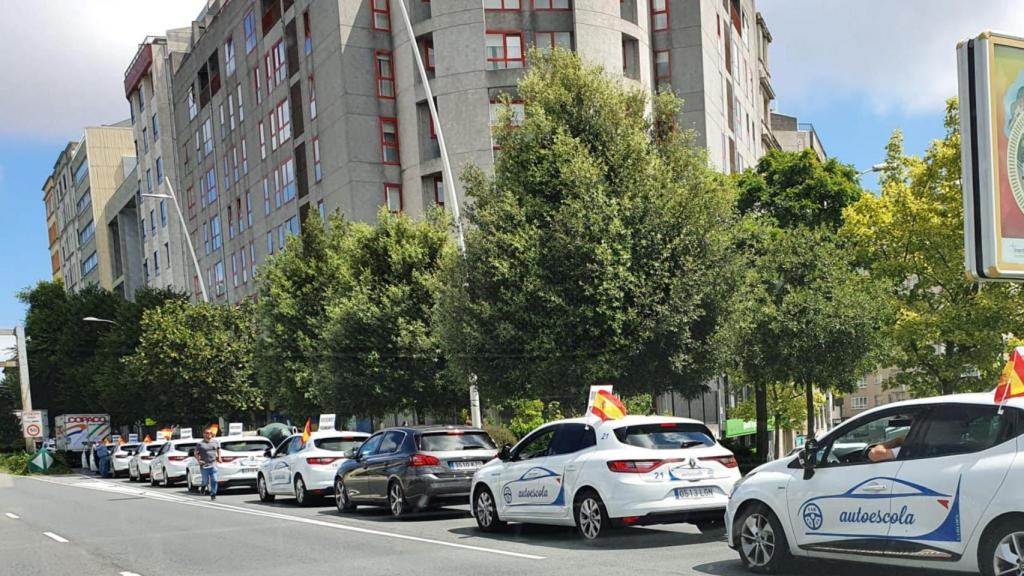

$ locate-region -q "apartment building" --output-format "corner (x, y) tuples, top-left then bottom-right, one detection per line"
(771, 111), (826, 162)
(104, 161), (146, 299)
(840, 368), (909, 420)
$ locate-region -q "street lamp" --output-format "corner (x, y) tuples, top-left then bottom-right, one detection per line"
(82, 316), (119, 326)
(142, 180), (209, 303)
(858, 163), (888, 176)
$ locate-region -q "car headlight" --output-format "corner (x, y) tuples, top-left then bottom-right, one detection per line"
(729, 472), (757, 498)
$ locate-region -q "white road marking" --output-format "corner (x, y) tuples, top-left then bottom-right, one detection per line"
(29, 476), (544, 561)
(5, 512), (19, 519)
(43, 531), (68, 543)
(120, 572), (143, 576)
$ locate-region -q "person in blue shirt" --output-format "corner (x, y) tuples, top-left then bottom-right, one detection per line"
(95, 440), (112, 478)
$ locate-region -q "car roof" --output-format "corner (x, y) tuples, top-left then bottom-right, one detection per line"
(283, 430), (369, 441)
(214, 435), (272, 443)
(848, 391), (1024, 421)
(539, 415), (710, 429)
(378, 425), (487, 434)
(169, 438), (199, 446)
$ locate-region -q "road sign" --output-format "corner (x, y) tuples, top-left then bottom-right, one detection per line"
(228, 422), (243, 436)
(22, 410), (43, 439)
(180, 428), (192, 440)
(28, 449), (53, 473)
(319, 414), (336, 431)
(128, 433), (138, 443)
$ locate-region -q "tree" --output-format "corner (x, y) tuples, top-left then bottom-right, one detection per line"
(320, 209), (459, 418)
(125, 300), (262, 426)
(731, 382), (824, 459)
(843, 100), (1024, 397)
(437, 49), (736, 410)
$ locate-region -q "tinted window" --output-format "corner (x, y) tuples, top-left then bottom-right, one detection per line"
(288, 436), (304, 454)
(358, 433), (385, 457)
(548, 424), (596, 455)
(908, 404), (1018, 460)
(819, 409), (921, 466)
(379, 431), (405, 454)
(314, 437), (365, 453)
(419, 432), (496, 452)
(613, 423), (715, 449)
(514, 427), (557, 460)
(174, 442), (198, 453)
(276, 436), (295, 456)
(220, 440), (273, 452)
(146, 445), (164, 455)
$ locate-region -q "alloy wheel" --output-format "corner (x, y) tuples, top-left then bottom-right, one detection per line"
(476, 491), (495, 528)
(295, 477), (307, 506)
(993, 531), (1024, 576)
(740, 513), (776, 568)
(578, 497), (602, 539)
(389, 483), (404, 517)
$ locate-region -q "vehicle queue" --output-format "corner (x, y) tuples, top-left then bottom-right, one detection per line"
(94, 384), (1024, 576)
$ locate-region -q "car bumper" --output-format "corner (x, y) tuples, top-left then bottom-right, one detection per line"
(301, 468), (338, 494)
(604, 477), (735, 522)
(112, 458), (132, 472)
(405, 475), (474, 509)
(164, 462), (190, 480)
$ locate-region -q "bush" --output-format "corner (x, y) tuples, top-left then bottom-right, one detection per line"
(485, 424), (517, 448)
(0, 451), (71, 476)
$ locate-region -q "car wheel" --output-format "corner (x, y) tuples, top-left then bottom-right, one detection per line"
(160, 468), (171, 488)
(473, 487), (506, 532)
(980, 517), (1024, 576)
(149, 470), (157, 487)
(574, 490), (609, 540)
(128, 467), (137, 482)
(388, 481), (408, 519)
(294, 476), (311, 507)
(187, 473), (197, 493)
(736, 503), (791, 573)
(335, 478), (357, 512)
(258, 475), (276, 503)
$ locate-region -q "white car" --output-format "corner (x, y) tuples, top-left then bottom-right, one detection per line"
(726, 392), (1024, 576)
(149, 439), (199, 487)
(185, 436), (274, 493)
(128, 440), (166, 481)
(258, 431), (369, 506)
(111, 443), (141, 478)
(471, 416), (741, 539)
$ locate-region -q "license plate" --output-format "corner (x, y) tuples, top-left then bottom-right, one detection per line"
(240, 467), (257, 474)
(675, 487), (715, 499)
(449, 461), (482, 470)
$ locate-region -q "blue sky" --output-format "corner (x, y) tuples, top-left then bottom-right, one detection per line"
(0, 1), (1018, 332)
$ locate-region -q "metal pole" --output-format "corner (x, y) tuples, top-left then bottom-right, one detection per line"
(164, 182), (209, 303)
(15, 326), (34, 453)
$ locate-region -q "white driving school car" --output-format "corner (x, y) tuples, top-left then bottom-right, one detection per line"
(726, 392), (1024, 576)
(471, 416), (741, 539)
(186, 436), (274, 492)
(257, 431), (369, 506)
(149, 439), (199, 487)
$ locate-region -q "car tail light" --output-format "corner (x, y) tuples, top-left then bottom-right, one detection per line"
(700, 455), (738, 469)
(141, 455), (155, 461)
(220, 456), (240, 463)
(607, 460), (670, 473)
(409, 453), (440, 467)
(446, 430), (465, 435)
(307, 457), (340, 466)
(168, 455), (189, 462)
(622, 516), (641, 525)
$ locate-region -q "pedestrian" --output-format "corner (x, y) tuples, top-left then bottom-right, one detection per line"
(194, 428), (222, 500)
(95, 440), (111, 478)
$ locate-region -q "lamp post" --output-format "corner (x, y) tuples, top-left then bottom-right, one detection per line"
(82, 316), (119, 326)
(142, 180), (209, 303)
(858, 163), (887, 176)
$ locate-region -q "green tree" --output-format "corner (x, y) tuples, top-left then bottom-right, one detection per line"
(320, 209), (459, 418)
(843, 100), (1024, 397)
(731, 382), (824, 459)
(125, 300), (262, 426)
(437, 49), (735, 408)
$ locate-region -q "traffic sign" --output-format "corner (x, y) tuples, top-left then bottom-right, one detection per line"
(128, 433), (138, 443)
(228, 422), (243, 436)
(21, 410), (43, 439)
(28, 449), (53, 473)
(180, 428), (192, 440)
(319, 414), (336, 431)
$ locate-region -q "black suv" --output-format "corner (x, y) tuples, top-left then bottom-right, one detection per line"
(334, 426), (497, 518)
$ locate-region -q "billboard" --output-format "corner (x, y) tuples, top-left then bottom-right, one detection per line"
(959, 32), (1024, 281)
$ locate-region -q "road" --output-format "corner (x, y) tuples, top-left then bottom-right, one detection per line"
(0, 471), (960, 576)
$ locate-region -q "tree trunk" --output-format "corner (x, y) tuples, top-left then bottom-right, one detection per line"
(772, 414), (782, 460)
(805, 382), (815, 441)
(755, 384), (769, 464)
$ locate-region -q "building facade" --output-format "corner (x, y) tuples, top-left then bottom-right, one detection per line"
(771, 111), (826, 161)
(104, 162), (146, 299)
(44, 143), (80, 285)
(840, 368), (909, 420)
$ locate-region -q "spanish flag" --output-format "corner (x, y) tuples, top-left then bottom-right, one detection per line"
(159, 428), (173, 440)
(591, 390), (628, 421)
(143, 435), (152, 443)
(207, 424), (220, 436)
(301, 418), (312, 444)
(118, 436), (126, 445)
(995, 347), (1024, 403)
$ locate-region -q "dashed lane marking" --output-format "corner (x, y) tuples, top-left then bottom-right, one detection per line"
(43, 531), (69, 543)
(5, 512), (19, 519)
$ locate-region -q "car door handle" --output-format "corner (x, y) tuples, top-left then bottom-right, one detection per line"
(566, 465), (578, 471)
(862, 483), (888, 492)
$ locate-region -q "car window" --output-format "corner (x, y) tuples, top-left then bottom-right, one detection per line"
(220, 440), (273, 452)
(418, 432), (496, 452)
(358, 433), (385, 458)
(613, 422), (715, 449)
(514, 426), (558, 460)
(275, 436), (293, 456)
(288, 436), (304, 454)
(548, 424), (596, 456)
(175, 442), (198, 453)
(819, 409), (921, 467)
(905, 404), (1019, 460)
(379, 431), (405, 454)
(314, 437), (365, 453)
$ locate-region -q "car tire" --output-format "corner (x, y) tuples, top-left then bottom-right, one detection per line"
(187, 473), (197, 493)
(574, 489), (610, 540)
(294, 476), (311, 507)
(258, 475), (276, 503)
(735, 503), (791, 574)
(388, 480), (409, 519)
(473, 487), (506, 532)
(980, 516), (1024, 576)
(128, 467), (137, 482)
(149, 469), (158, 487)
(335, 478), (356, 512)
(160, 468), (171, 488)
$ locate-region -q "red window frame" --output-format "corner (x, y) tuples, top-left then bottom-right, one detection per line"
(308, 74), (318, 119)
(651, 0), (669, 31)
(434, 176), (444, 206)
(252, 66), (263, 105)
(654, 50), (671, 87)
(485, 0), (520, 10)
(532, 0), (570, 10)
(422, 40), (435, 71)
(485, 30), (525, 69)
(379, 117), (400, 165)
(374, 50), (395, 99)
(371, 0), (390, 32)
(384, 183), (403, 213)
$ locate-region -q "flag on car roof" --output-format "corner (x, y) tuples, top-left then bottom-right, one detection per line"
(995, 347), (1024, 404)
(591, 390), (628, 421)
(143, 434), (152, 443)
(118, 437), (126, 445)
(159, 428), (173, 440)
(301, 418), (312, 444)
(207, 423), (220, 436)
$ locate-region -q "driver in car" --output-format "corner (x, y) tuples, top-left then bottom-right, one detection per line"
(867, 435), (904, 462)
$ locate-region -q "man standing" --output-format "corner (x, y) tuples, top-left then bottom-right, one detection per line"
(194, 429), (222, 500)
(95, 440), (111, 478)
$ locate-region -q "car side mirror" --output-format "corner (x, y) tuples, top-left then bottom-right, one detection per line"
(497, 444), (512, 462)
(800, 439), (819, 480)
(264, 448), (273, 458)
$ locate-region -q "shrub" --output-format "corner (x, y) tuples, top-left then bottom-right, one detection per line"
(0, 451), (71, 475)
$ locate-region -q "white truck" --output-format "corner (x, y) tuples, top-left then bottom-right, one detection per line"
(55, 414), (111, 452)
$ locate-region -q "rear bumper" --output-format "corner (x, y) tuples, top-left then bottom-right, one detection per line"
(301, 469), (338, 494)
(405, 475), (473, 509)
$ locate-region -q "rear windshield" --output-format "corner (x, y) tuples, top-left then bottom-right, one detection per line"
(173, 442), (198, 453)
(220, 440), (273, 452)
(613, 423), (715, 449)
(314, 437), (366, 452)
(146, 445), (164, 455)
(118, 445), (140, 454)
(419, 432), (496, 452)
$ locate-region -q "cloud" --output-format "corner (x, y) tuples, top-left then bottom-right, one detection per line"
(758, 0), (1024, 116)
(0, 0), (206, 140)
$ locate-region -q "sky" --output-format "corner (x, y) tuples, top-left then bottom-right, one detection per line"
(0, 0), (1018, 329)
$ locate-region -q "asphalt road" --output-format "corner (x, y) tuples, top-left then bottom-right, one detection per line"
(0, 471), (966, 576)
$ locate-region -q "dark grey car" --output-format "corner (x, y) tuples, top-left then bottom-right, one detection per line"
(334, 426), (498, 518)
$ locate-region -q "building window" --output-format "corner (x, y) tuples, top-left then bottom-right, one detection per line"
(237, 84), (245, 124)
(187, 186), (196, 220)
(211, 214), (222, 250)
(266, 231), (274, 255)
(164, 242), (170, 271)
(485, 32), (525, 70)
(146, 169), (153, 193)
(82, 251), (98, 275)
(371, 0), (390, 31)
(851, 396), (869, 410)
(241, 138), (249, 174)
(214, 260), (225, 286)
(241, 248), (249, 283)
(654, 50), (671, 89)
(250, 243), (256, 278)
(160, 199), (168, 226)
(303, 10), (313, 55)
(276, 157), (297, 203)
(309, 75), (317, 119)
(270, 98), (292, 150)
(253, 66), (263, 106)
(263, 177), (271, 214)
(380, 118), (400, 164)
(202, 117), (213, 156)
(423, 39), (435, 70)
(206, 167), (217, 204)
(651, 0), (669, 31)
(259, 121), (267, 159)
(150, 209), (156, 233)
(232, 253), (239, 287)
(313, 138), (322, 182)
(225, 37), (236, 76)
(434, 176), (444, 206)
(152, 114), (160, 140)
(384, 184), (402, 213)
(156, 156), (164, 184)
(269, 40), (287, 87)
(244, 10), (257, 53)
(187, 87), (198, 119)
(138, 84), (145, 112)
(484, 0), (520, 9)
(79, 220), (95, 244)
(318, 200), (326, 221)
(246, 190), (253, 227)
(533, 0), (569, 9)
(375, 51), (395, 99)
(154, 250), (161, 276)
(534, 31), (572, 52)
(228, 93), (237, 129)
(142, 128), (149, 153)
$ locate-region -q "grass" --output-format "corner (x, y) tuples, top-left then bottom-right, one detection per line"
(0, 451), (72, 475)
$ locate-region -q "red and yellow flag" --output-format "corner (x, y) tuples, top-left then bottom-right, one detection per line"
(207, 424), (220, 436)
(301, 418), (312, 444)
(143, 434), (152, 443)
(118, 437), (126, 445)
(591, 390), (628, 421)
(995, 347), (1024, 403)
(159, 428), (173, 440)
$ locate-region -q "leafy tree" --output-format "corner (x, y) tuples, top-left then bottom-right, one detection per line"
(437, 49), (735, 407)
(731, 382), (824, 459)
(0, 368), (22, 449)
(320, 209), (459, 418)
(843, 100), (1024, 396)
(125, 300), (262, 426)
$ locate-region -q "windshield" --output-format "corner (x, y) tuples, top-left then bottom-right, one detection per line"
(613, 423), (716, 449)
(145, 445), (165, 455)
(419, 432), (496, 452)
(220, 440), (273, 452)
(314, 437), (366, 452)
(173, 442), (198, 453)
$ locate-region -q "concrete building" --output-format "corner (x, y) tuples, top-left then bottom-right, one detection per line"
(840, 368), (909, 421)
(44, 143), (80, 284)
(771, 111), (826, 161)
(104, 161), (146, 299)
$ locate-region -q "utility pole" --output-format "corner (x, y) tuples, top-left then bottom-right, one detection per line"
(2, 327), (35, 453)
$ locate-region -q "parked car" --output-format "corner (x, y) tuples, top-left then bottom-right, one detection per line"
(186, 436), (274, 493)
(128, 440), (166, 482)
(258, 431), (369, 506)
(471, 416), (741, 540)
(111, 443), (141, 478)
(726, 392), (1024, 576)
(335, 426), (498, 518)
(149, 439), (198, 487)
